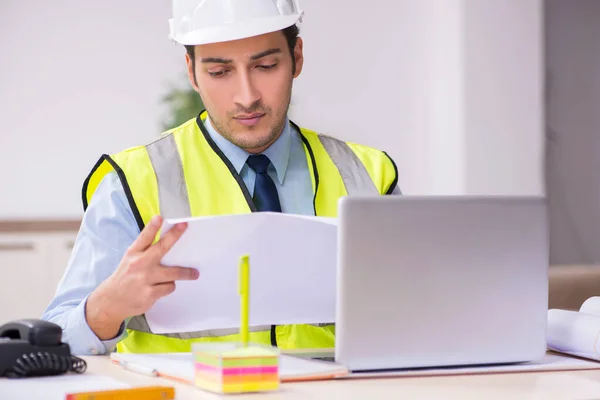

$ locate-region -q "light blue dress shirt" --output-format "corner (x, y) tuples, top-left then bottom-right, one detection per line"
(41, 116), (314, 355)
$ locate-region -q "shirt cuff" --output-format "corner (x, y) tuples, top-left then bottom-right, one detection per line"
(64, 296), (126, 355)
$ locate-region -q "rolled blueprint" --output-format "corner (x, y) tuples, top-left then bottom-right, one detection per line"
(547, 309), (600, 361)
(580, 297), (600, 316)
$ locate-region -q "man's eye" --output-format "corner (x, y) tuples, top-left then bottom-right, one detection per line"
(257, 63), (277, 70)
(209, 70), (229, 77)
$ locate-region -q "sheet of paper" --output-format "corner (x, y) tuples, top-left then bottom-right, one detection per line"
(343, 353), (600, 378)
(146, 212), (337, 334)
(280, 354), (348, 378)
(113, 353), (194, 382)
(111, 352), (347, 382)
(546, 308), (600, 361)
(0, 374), (130, 400)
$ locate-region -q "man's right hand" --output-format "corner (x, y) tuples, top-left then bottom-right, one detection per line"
(85, 215), (199, 340)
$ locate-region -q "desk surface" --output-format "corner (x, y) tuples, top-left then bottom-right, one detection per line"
(83, 355), (600, 400)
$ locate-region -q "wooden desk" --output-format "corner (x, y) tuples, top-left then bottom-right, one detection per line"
(83, 355), (600, 399)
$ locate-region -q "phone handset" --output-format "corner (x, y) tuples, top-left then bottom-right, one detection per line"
(0, 319), (87, 378)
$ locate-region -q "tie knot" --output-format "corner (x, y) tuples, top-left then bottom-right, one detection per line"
(246, 154), (271, 174)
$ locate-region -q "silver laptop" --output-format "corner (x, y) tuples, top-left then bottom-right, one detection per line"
(334, 195), (549, 372)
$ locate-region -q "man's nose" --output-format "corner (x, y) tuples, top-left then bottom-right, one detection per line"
(233, 71), (261, 110)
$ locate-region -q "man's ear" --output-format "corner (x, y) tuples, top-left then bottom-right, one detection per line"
(185, 50), (200, 91)
(293, 37), (304, 78)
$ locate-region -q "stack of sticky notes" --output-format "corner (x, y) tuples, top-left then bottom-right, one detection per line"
(193, 343), (280, 394)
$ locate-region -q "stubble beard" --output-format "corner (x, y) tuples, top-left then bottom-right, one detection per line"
(209, 89), (292, 152)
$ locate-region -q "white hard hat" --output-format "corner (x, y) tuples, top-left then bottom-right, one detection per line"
(169, 0), (304, 46)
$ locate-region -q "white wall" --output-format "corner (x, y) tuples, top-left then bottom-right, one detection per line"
(463, 0), (544, 195)
(290, 0), (439, 194)
(292, 0), (544, 196)
(545, 0), (600, 264)
(0, 1), (185, 219)
(0, 1), (544, 219)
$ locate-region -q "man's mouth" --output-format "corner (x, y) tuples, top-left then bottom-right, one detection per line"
(233, 113), (265, 127)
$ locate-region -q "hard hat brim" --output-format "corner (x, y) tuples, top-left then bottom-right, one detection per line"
(173, 14), (301, 46)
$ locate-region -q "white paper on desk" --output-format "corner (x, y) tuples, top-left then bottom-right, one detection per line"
(145, 212), (337, 334)
(546, 308), (600, 361)
(111, 352), (347, 382)
(0, 374), (130, 400)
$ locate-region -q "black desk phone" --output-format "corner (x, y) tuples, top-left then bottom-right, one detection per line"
(0, 319), (87, 378)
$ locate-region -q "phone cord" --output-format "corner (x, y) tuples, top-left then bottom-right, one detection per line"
(6, 352), (87, 378)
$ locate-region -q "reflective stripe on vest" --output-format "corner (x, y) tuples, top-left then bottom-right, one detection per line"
(127, 315), (333, 339)
(127, 314), (272, 339)
(318, 135), (378, 196)
(146, 135), (191, 219)
(126, 131), (374, 338)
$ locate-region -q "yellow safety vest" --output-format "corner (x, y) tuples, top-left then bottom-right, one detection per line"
(82, 111), (399, 353)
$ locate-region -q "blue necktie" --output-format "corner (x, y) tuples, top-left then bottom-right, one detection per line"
(246, 154), (282, 212)
(246, 154), (281, 347)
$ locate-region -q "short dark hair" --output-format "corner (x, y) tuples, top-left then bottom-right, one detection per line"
(185, 24), (300, 85)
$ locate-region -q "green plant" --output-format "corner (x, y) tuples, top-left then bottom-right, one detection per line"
(160, 79), (205, 131)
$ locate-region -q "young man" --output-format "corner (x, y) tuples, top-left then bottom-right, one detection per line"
(42, 0), (400, 355)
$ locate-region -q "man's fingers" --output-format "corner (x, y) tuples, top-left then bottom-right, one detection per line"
(129, 215), (163, 252)
(148, 222), (188, 260)
(152, 282), (176, 298)
(149, 265), (199, 284)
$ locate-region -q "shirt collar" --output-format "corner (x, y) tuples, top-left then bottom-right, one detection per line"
(203, 115), (292, 185)
(261, 121), (292, 185)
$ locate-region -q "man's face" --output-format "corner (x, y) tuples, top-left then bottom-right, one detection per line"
(186, 31), (304, 154)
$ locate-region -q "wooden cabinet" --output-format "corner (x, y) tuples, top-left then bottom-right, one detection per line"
(0, 222), (79, 325)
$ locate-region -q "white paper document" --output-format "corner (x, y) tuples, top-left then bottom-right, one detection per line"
(145, 212), (337, 334)
(547, 297), (600, 362)
(0, 374), (130, 400)
(111, 352), (348, 382)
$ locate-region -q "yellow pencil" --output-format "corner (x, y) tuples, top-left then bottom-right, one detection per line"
(66, 386), (174, 400)
(239, 254), (250, 346)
